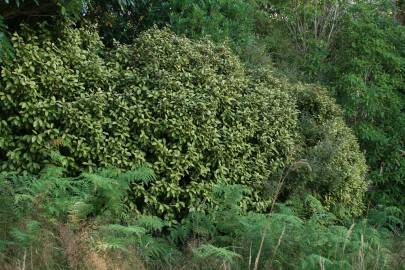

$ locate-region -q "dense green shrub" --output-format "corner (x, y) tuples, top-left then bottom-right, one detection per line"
(0, 25), (117, 173)
(262, 0), (405, 211)
(292, 86), (368, 218)
(0, 25), (367, 220)
(103, 28), (299, 219)
(0, 25), (297, 220)
(251, 68), (368, 218)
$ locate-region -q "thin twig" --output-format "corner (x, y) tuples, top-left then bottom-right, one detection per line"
(254, 229), (267, 270)
(248, 241), (252, 270)
(272, 225), (286, 260)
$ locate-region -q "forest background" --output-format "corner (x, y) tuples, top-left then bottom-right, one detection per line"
(0, 0), (404, 269)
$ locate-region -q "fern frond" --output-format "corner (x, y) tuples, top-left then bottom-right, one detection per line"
(14, 194), (35, 204)
(301, 254), (334, 269)
(134, 215), (165, 232)
(193, 244), (241, 265)
(81, 173), (117, 191)
(119, 165), (156, 184)
(69, 201), (94, 223)
(49, 150), (68, 167)
(39, 165), (65, 179)
(99, 224), (146, 237)
(96, 238), (130, 252)
(138, 236), (177, 262)
(10, 220), (41, 247)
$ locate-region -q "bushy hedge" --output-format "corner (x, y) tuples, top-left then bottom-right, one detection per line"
(0, 25), (117, 172)
(251, 69), (368, 218)
(291, 86), (368, 217)
(0, 25), (367, 220)
(101, 28), (299, 219)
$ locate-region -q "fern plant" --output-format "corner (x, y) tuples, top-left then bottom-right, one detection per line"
(193, 244), (241, 270)
(0, 167), (401, 269)
(167, 184), (398, 270)
(0, 162), (159, 269)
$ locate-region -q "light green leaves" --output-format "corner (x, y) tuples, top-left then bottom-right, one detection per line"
(0, 25), (368, 220)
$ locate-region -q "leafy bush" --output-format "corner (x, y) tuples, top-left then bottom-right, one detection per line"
(0, 24), (116, 173)
(105, 28), (300, 219)
(250, 68), (368, 218)
(262, 0), (405, 211)
(0, 25), (368, 219)
(0, 26), (297, 220)
(292, 85), (368, 218)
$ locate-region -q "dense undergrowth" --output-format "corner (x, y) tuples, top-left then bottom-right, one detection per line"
(0, 1), (404, 269)
(0, 163), (403, 270)
(0, 26), (367, 220)
(165, 0), (405, 212)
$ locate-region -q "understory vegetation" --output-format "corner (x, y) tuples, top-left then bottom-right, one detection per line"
(0, 163), (403, 269)
(0, 0), (404, 269)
